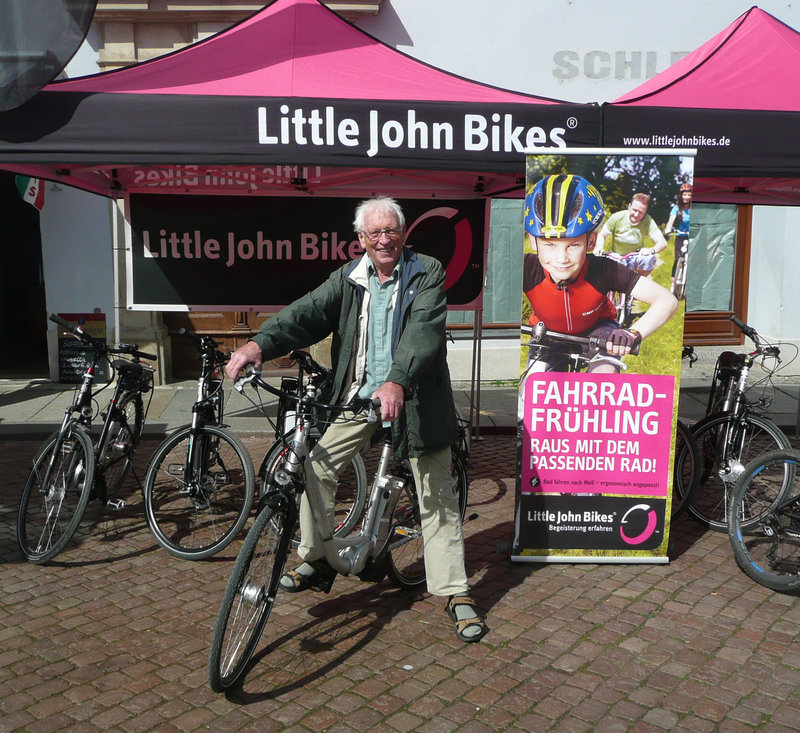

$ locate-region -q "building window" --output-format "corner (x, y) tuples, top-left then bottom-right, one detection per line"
(683, 203), (751, 344)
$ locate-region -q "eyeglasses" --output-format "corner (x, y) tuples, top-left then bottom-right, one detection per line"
(360, 228), (403, 242)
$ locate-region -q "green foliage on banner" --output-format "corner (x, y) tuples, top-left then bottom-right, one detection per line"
(525, 154), (687, 225)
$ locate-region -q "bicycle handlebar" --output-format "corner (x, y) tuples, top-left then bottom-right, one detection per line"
(235, 364), (379, 421)
(50, 313), (156, 361)
(731, 315), (757, 340)
(112, 343), (158, 361)
(730, 316), (781, 361)
(178, 327), (225, 363)
(522, 321), (640, 356)
(289, 349), (328, 383)
(49, 312), (95, 345)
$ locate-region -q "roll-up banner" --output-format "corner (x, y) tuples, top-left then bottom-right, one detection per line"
(513, 148), (695, 563)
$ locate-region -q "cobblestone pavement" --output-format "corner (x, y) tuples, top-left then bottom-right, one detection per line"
(2, 434), (800, 732)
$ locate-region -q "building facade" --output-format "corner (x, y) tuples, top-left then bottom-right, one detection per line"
(15, 0), (800, 381)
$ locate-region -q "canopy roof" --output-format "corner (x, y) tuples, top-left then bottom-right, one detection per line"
(0, 0), (600, 198)
(603, 6), (800, 201)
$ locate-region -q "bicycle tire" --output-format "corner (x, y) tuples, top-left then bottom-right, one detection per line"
(258, 432), (367, 547)
(96, 392), (143, 499)
(144, 425), (255, 560)
(387, 451), (468, 590)
(688, 412), (792, 531)
(208, 496), (293, 692)
(673, 257), (687, 301)
(608, 289), (627, 325)
(728, 449), (800, 593)
(672, 420), (700, 519)
(17, 425), (95, 564)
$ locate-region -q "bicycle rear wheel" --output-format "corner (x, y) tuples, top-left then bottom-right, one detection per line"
(96, 392), (143, 500)
(673, 256), (687, 301)
(259, 432), (367, 546)
(688, 412), (792, 531)
(728, 449), (800, 593)
(17, 425), (95, 563)
(144, 425), (255, 560)
(208, 496), (292, 692)
(671, 420), (700, 519)
(387, 452), (468, 590)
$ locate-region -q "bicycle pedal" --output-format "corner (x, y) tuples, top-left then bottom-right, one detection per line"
(106, 498), (125, 511)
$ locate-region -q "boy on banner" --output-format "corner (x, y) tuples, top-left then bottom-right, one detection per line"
(522, 174), (677, 374)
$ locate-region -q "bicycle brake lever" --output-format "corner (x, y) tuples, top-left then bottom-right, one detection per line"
(365, 398), (381, 423)
(234, 364), (261, 393)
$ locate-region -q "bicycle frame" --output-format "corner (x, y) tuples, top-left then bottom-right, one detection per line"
(48, 313), (156, 487)
(241, 371), (411, 577)
(37, 352), (100, 494)
(179, 330), (228, 499)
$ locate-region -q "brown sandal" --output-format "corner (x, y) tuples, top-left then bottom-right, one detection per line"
(279, 559), (336, 594)
(445, 595), (487, 643)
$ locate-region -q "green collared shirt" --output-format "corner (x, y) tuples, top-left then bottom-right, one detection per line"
(358, 259), (401, 399)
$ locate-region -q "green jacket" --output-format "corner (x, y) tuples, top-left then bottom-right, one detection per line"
(250, 248), (458, 459)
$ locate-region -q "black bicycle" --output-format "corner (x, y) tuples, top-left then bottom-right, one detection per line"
(142, 329), (255, 560)
(671, 346), (701, 520)
(686, 317), (796, 531)
(17, 313), (156, 563)
(728, 449), (800, 593)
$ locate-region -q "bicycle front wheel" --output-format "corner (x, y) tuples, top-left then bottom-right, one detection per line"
(17, 425), (95, 563)
(144, 425), (255, 560)
(208, 496), (292, 692)
(689, 412), (791, 531)
(96, 392), (143, 499)
(672, 420), (700, 519)
(259, 432), (367, 546)
(673, 257), (687, 301)
(728, 449), (800, 592)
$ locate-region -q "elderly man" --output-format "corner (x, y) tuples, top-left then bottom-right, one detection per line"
(225, 196), (486, 643)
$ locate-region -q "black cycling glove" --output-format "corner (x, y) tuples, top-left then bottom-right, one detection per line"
(607, 328), (642, 352)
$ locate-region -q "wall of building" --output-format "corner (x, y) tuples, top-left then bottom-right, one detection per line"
(358, 0), (800, 103)
(36, 0), (800, 382)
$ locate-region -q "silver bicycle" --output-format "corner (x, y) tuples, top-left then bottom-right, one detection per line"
(208, 366), (468, 692)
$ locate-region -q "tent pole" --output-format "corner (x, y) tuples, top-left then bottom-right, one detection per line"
(470, 309), (483, 440)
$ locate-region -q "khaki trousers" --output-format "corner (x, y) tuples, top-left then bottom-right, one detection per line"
(298, 415), (469, 597)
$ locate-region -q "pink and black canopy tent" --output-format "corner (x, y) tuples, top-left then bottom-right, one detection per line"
(603, 6), (800, 205)
(0, 0), (600, 199)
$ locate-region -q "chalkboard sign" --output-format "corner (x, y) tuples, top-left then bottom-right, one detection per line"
(56, 313), (109, 384)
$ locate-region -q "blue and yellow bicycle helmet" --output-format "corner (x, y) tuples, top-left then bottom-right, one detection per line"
(524, 174), (605, 238)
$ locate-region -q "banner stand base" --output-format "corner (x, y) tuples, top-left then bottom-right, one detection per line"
(511, 555), (669, 564)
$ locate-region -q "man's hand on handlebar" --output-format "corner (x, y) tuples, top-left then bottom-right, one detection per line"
(225, 340), (263, 381)
(606, 328), (642, 357)
(372, 381), (404, 423)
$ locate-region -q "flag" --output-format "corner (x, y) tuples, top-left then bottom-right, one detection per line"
(15, 175), (45, 211)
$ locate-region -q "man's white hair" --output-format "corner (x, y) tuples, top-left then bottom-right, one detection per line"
(353, 196), (405, 232)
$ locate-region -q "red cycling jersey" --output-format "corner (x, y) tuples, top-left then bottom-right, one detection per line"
(523, 253), (640, 333)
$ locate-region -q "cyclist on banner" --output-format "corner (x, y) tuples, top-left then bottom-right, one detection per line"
(522, 174), (677, 374)
(226, 196), (486, 644)
(665, 182), (692, 293)
(595, 192), (669, 280)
